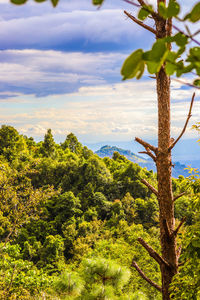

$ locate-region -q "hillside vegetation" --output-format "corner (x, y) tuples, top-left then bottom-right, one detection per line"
(0, 125), (199, 299)
(95, 145), (189, 178)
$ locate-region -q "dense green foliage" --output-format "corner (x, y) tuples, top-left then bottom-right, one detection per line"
(7, 0), (200, 298)
(0, 125), (199, 299)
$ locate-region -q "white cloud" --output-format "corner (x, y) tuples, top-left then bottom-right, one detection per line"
(0, 79), (198, 142)
(0, 8), (146, 49)
(0, 49), (126, 95)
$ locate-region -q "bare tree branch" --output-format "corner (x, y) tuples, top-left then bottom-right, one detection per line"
(124, 10), (157, 34)
(163, 219), (171, 240)
(138, 238), (172, 268)
(139, 151), (156, 161)
(137, 0), (146, 6)
(123, 0), (140, 7)
(193, 29), (200, 37)
(135, 137), (157, 153)
(173, 192), (186, 202)
(172, 78), (200, 90)
(173, 217), (186, 237)
(141, 179), (158, 196)
(139, 148), (157, 162)
(177, 246), (182, 261)
(169, 93), (195, 151)
(132, 260), (162, 292)
(173, 24), (200, 47)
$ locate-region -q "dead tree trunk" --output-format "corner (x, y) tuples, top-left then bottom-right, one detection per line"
(125, 1), (195, 299)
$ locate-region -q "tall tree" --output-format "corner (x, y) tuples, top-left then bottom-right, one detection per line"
(42, 129), (56, 157)
(118, 1), (198, 299)
(92, 1), (199, 298)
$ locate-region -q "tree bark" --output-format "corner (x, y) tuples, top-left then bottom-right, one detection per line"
(125, 1), (193, 298)
(156, 7), (178, 299)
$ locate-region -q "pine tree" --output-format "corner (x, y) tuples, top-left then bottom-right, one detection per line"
(42, 129), (56, 157)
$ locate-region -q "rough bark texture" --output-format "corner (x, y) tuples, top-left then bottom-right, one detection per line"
(156, 5), (178, 299)
(125, 1), (190, 298)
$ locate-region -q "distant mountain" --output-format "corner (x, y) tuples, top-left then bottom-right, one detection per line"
(95, 145), (189, 178)
(95, 145), (147, 164)
(86, 138), (200, 161)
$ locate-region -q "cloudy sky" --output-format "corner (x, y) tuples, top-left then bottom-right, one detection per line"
(0, 0), (199, 143)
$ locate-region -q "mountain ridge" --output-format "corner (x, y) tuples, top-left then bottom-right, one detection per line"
(95, 145), (189, 178)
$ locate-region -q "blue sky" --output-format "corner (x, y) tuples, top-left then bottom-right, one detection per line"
(0, 0), (199, 143)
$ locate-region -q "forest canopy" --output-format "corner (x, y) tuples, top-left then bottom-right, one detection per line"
(0, 125), (199, 299)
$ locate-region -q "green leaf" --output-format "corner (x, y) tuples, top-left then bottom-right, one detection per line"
(158, 2), (168, 19)
(136, 61), (145, 79)
(143, 39), (167, 62)
(176, 61), (184, 77)
(93, 0), (104, 5)
(193, 79), (200, 86)
(189, 47), (200, 60)
(183, 64), (195, 74)
(173, 33), (188, 47)
(187, 2), (200, 22)
(143, 40), (168, 73)
(10, 0), (28, 4)
(167, 0), (180, 18)
(177, 46), (186, 57)
(167, 51), (178, 62)
(51, 0), (59, 7)
(34, 0), (46, 2)
(151, 40), (167, 61)
(165, 62), (177, 75)
(146, 61), (159, 74)
(159, 0), (180, 19)
(138, 5), (152, 21)
(121, 49), (145, 80)
(138, 7), (150, 21)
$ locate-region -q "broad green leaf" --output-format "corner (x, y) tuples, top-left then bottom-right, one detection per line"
(183, 64), (195, 74)
(144, 39), (167, 62)
(190, 47), (200, 60)
(146, 61), (159, 74)
(159, 0), (180, 18)
(151, 40), (167, 61)
(167, 51), (178, 62)
(142, 50), (151, 61)
(10, 0), (27, 4)
(136, 61), (145, 79)
(138, 5), (152, 21)
(173, 33), (188, 47)
(51, 0), (59, 7)
(146, 56), (168, 74)
(143, 40), (168, 73)
(176, 46), (186, 57)
(121, 49), (144, 80)
(138, 7), (149, 21)
(165, 62), (177, 75)
(176, 61), (184, 77)
(187, 2), (200, 22)
(158, 2), (168, 19)
(167, 0), (180, 18)
(93, 0), (104, 5)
